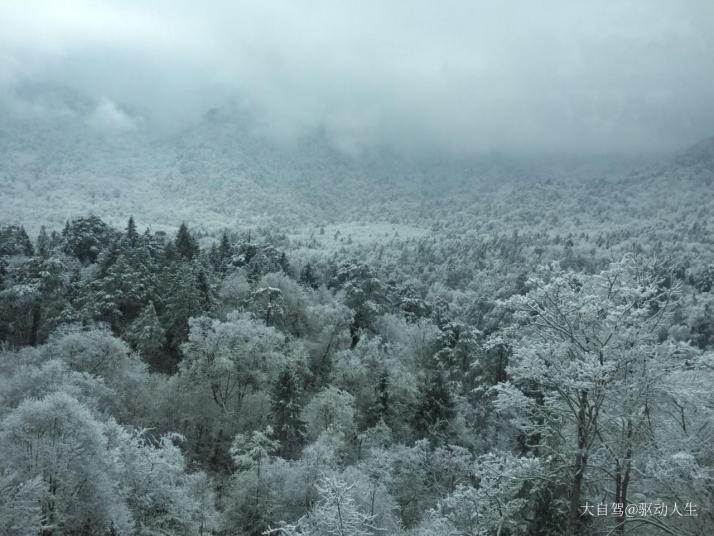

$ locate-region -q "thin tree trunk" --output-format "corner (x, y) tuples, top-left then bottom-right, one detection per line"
(349, 317), (360, 348)
(614, 418), (633, 535)
(567, 390), (590, 536)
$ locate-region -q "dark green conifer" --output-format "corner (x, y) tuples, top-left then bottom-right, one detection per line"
(175, 222), (199, 260)
(36, 226), (50, 257)
(299, 263), (318, 289)
(126, 216), (139, 245)
(270, 367), (306, 459)
(412, 372), (456, 442)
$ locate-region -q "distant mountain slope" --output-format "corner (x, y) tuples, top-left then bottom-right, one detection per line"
(674, 135), (714, 177)
(1, 85), (709, 237)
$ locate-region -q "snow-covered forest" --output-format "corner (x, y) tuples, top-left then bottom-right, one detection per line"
(2, 2), (714, 536)
(2, 124), (713, 535)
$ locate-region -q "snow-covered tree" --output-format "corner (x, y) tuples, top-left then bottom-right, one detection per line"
(0, 392), (133, 534)
(108, 425), (219, 535)
(269, 476), (378, 536)
(180, 312), (287, 414)
(415, 452), (541, 536)
(302, 386), (356, 441)
(494, 256), (678, 535)
(271, 366), (307, 459)
(175, 222), (200, 260)
(125, 301), (165, 361)
(0, 470), (45, 536)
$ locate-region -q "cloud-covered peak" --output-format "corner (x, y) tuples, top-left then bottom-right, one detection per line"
(86, 97), (138, 133)
(1, 1), (714, 156)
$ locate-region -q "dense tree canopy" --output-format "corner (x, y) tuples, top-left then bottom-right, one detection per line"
(0, 175), (712, 536)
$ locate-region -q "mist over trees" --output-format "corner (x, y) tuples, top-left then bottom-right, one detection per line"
(2, 2), (714, 534)
(1, 128), (713, 535)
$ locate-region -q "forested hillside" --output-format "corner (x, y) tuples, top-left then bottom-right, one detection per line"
(0, 88), (655, 237)
(1, 135), (713, 535)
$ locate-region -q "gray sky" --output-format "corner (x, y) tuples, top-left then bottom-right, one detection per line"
(1, 0), (714, 156)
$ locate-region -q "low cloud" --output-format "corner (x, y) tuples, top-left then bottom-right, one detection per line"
(1, 0), (714, 156)
(86, 97), (137, 133)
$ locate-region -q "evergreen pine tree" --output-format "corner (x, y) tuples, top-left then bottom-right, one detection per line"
(175, 223), (199, 260)
(219, 232), (232, 263)
(365, 369), (390, 428)
(0, 225), (34, 256)
(208, 243), (221, 272)
(270, 367), (306, 459)
(96, 238), (123, 278)
(61, 216), (116, 264)
(412, 372), (456, 442)
(279, 252), (291, 275)
(126, 216), (139, 245)
(36, 226), (50, 258)
(195, 268), (214, 310)
(161, 264), (205, 369)
(162, 241), (178, 265)
(19, 226), (34, 256)
(126, 301), (165, 363)
(0, 257), (6, 289)
(49, 230), (62, 250)
(299, 263), (318, 289)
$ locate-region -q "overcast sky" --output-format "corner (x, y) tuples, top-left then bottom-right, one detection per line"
(1, 0), (713, 156)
